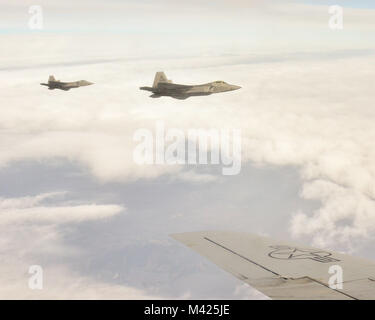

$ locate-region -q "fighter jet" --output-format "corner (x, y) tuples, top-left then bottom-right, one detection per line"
(140, 72), (241, 100)
(40, 75), (93, 91)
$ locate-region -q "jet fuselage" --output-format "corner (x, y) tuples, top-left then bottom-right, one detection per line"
(140, 72), (241, 100)
(40, 76), (93, 91)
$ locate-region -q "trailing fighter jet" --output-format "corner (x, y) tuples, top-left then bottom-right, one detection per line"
(140, 72), (241, 100)
(40, 75), (93, 91)
(171, 231), (375, 299)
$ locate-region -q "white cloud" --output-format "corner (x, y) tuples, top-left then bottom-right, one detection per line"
(0, 192), (64, 209)
(1, 0), (375, 298)
(0, 192), (124, 225)
(0, 263), (164, 300)
(0, 192), (167, 299)
(290, 180), (375, 249)
(1, 52), (375, 249)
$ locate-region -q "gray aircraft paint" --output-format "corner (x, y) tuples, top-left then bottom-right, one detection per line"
(171, 231), (375, 300)
(140, 72), (241, 100)
(40, 75), (93, 91)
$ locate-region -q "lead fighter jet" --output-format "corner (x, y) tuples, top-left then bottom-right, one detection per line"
(41, 75), (93, 91)
(140, 72), (241, 100)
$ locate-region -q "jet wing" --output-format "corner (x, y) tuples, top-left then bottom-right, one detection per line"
(63, 82), (78, 88)
(157, 82), (193, 90)
(171, 231), (375, 300)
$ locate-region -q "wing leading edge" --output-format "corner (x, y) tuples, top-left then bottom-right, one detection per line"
(171, 231), (375, 300)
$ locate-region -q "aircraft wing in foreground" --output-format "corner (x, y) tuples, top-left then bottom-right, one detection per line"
(171, 231), (375, 300)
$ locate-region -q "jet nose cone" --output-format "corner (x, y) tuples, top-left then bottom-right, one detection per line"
(231, 85), (241, 90)
(81, 80), (94, 86)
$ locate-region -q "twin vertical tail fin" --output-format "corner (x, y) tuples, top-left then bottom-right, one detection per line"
(139, 72), (172, 92)
(48, 75), (56, 82)
(152, 72), (172, 88)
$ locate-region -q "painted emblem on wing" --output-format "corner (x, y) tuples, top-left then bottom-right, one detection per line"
(268, 245), (340, 263)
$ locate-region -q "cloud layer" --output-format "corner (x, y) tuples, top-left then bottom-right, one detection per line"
(2, 51), (375, 248)
(0, 192), (123, 224)
(0, 192), (164, 299)
(1, 0), (375, 299)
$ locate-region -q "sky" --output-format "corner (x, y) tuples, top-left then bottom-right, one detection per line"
(303, 0), (375, 9)
(0, 0), (374, 299)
